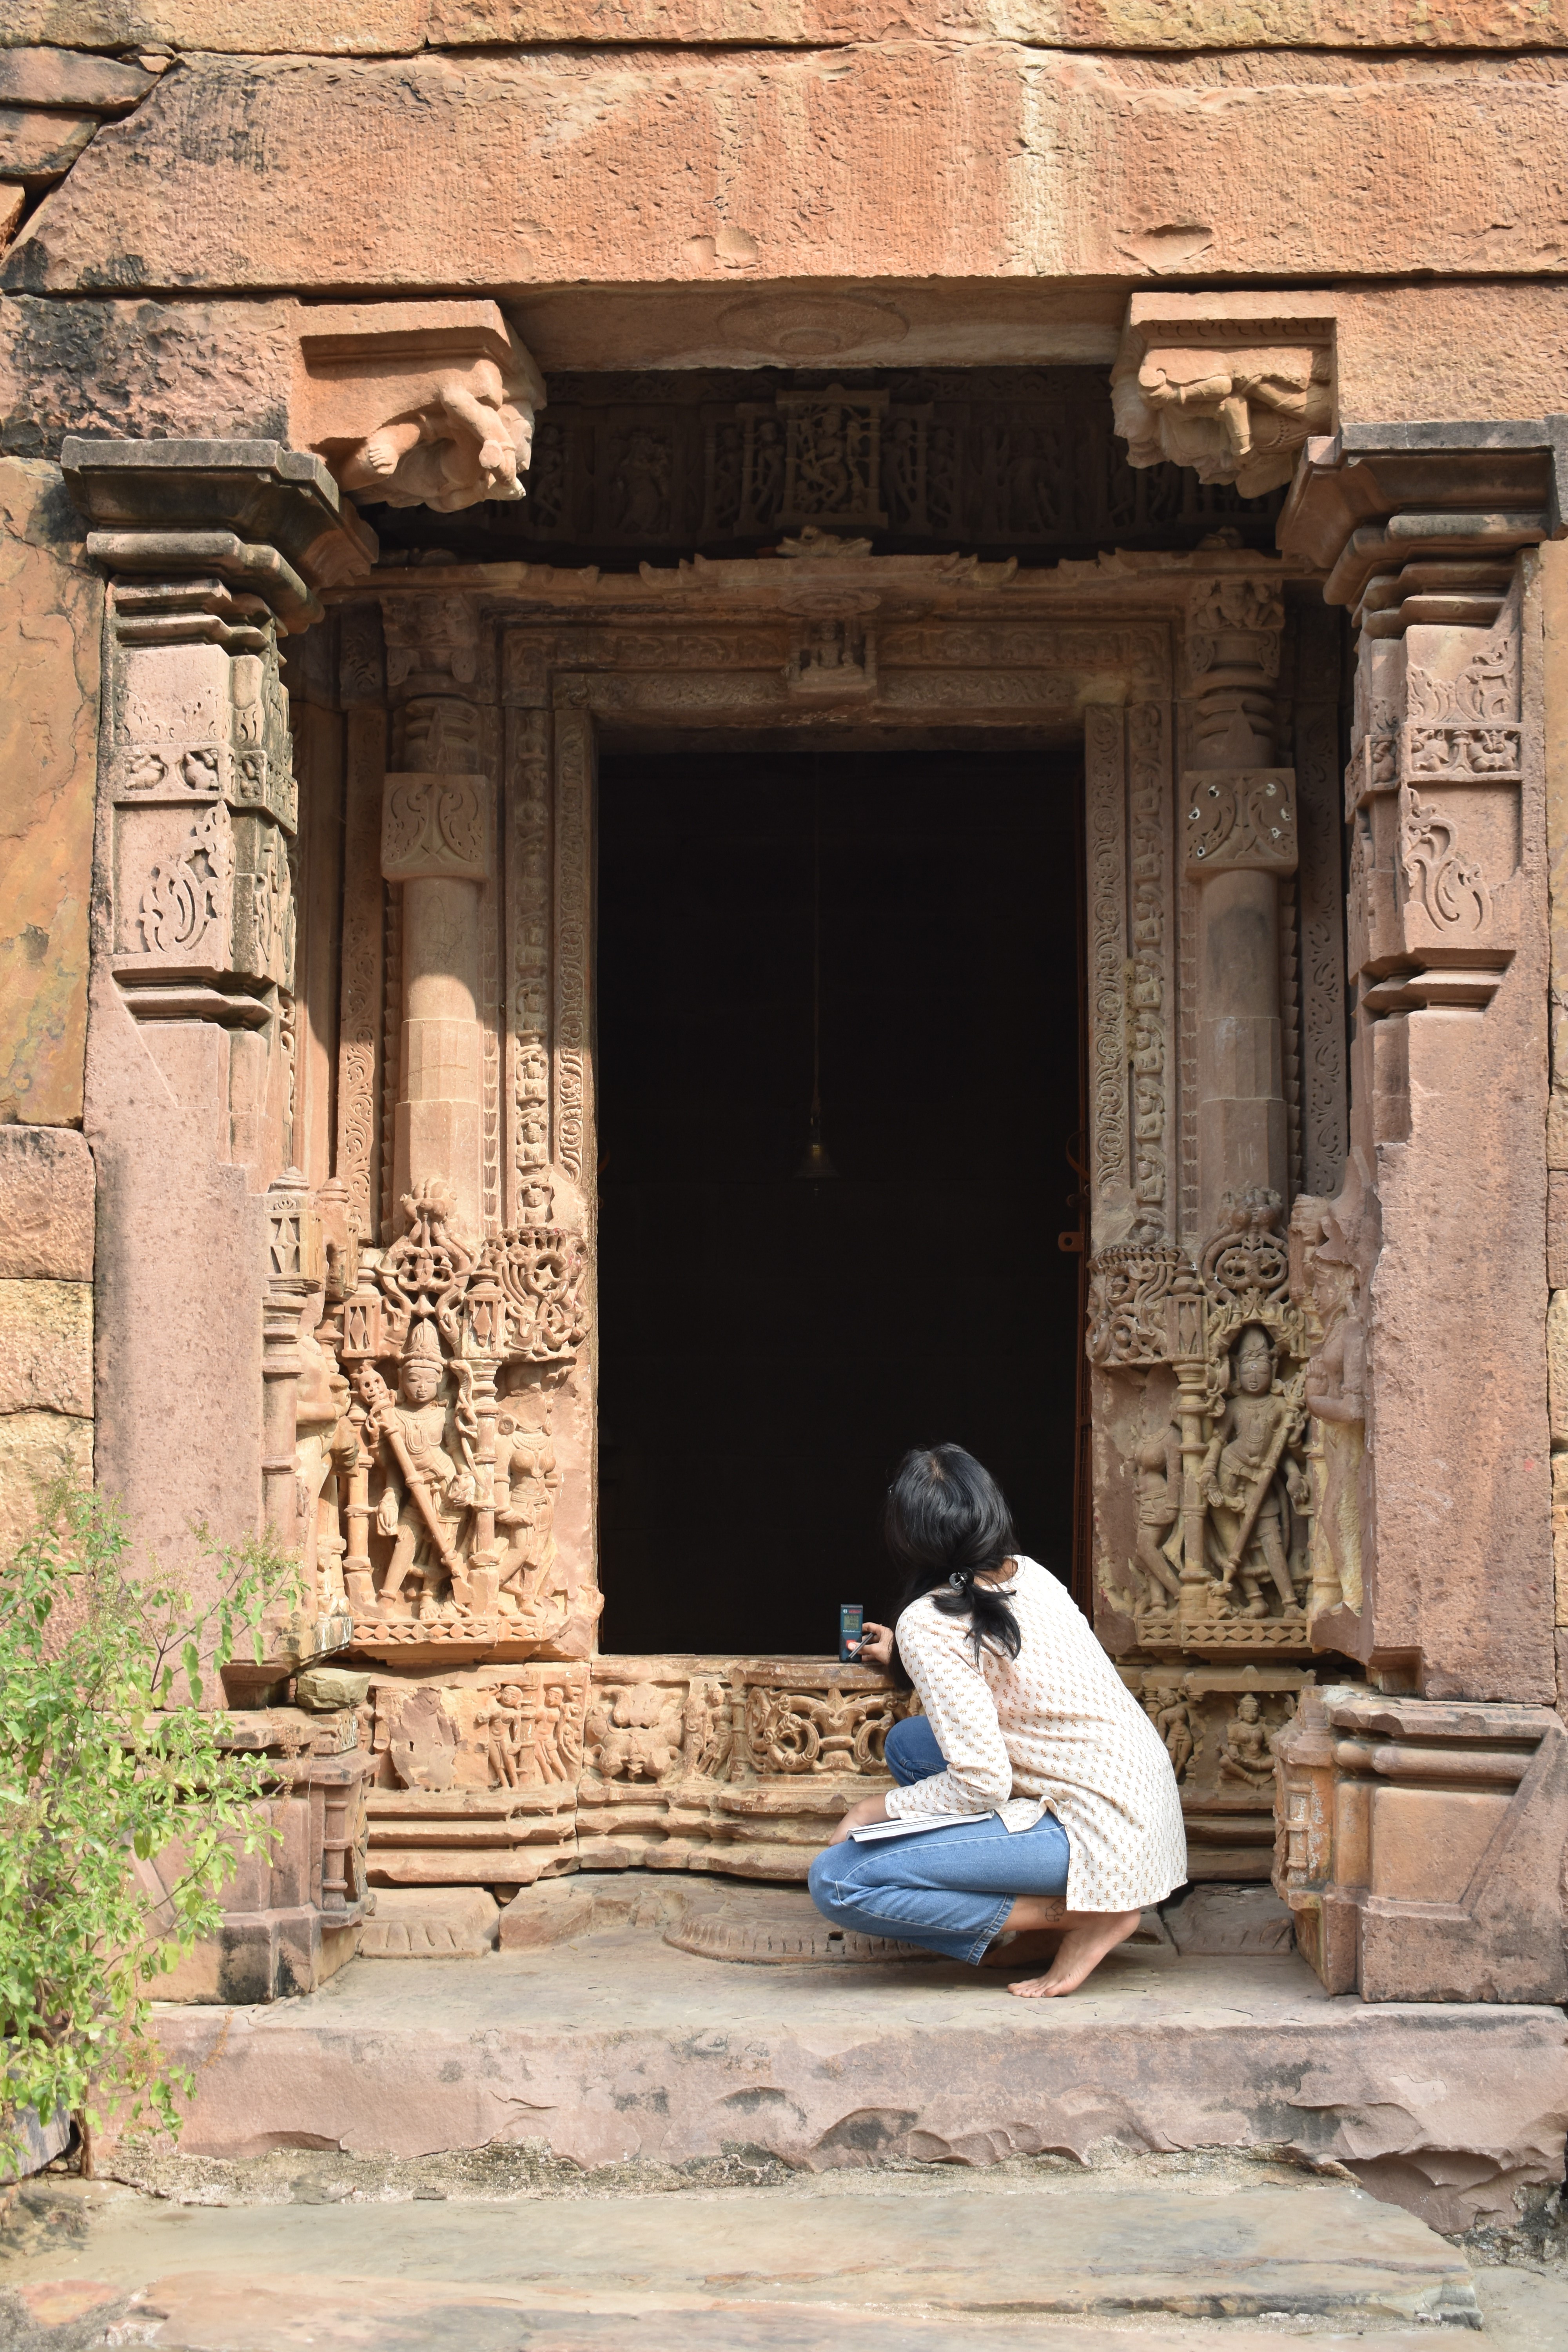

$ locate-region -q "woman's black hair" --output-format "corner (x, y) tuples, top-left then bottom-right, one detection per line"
(882, 1444), (1022, 1688)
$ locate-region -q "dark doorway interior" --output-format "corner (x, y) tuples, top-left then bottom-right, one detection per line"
(595, 746), (1085, 1657)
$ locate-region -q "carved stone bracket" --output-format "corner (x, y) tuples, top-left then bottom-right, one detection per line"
(290, 300), (546, 517)
(1112, 304), (1334, 499)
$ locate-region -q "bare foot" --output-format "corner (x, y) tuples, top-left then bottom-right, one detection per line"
(1006, 1907), (1142, 1998)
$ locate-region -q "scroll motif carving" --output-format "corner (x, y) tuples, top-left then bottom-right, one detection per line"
(1085, 705), (1129, 1230)
(381, 773), (490, 882)
(136, 806), (234, 957)
(1183, 770), (1298, 877)
(745, 1682), (900, 1776)
(554, 711), (592, 1189)
(1127, 703), (1169, 1240)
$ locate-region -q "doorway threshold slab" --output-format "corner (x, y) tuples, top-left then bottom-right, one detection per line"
(124, 1926), (1568, 2241)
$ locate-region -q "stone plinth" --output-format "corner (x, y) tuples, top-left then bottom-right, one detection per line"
(1273, 1686), (1568, 2006)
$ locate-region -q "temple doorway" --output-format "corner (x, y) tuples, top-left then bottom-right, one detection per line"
(596, 741), (1087, 1657)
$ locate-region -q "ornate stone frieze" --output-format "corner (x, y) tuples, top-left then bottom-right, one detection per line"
(493, 366), (1278, 566)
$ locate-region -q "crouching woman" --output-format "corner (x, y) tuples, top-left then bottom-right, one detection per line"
(809, 1445), (1187, 1996)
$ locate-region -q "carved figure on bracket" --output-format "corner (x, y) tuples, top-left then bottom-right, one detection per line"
(1112, 323), (1333, 499)
(294, 302), (546, 517)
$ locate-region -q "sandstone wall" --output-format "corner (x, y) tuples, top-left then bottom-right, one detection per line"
(0, 456), (99, 1556)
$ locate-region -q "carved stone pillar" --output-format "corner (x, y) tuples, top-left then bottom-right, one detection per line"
(64, 439), (372, 1566)
(1181, 579), (1297, 1235)
(1280, 427), (1557, 1705)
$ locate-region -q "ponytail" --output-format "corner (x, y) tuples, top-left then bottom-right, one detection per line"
(882, 1444), (1022, 1689)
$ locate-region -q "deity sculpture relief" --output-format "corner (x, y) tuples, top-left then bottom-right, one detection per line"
(1200, 1326), (1309, 1620)
(313, 1176), (597, 1653)
(1090, 1189), (1315, 1652)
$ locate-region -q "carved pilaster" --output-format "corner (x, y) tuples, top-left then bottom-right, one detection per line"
(66, 439), (374, 1572)
(380, 593), (500, 1245)
(1180, 576), (1298, 1239)
(1279, 425), (1559, 1702)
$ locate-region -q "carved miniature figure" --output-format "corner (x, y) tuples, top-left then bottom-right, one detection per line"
(484, 1684), (534, 1789)
(366, 1320), (478, 1609)
(1201, 1326), (1308, 1618)
(1142, 1678), (1196, 1780)
(1218, 1693), (1276, 1788)
(1131, 1423), (1183, 1606)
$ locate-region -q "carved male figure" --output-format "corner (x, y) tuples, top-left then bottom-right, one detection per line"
(1201, 1326), (1307, 1617)
(372, 1320), (477, 1606)
(1218, 1693), (1276, 1788)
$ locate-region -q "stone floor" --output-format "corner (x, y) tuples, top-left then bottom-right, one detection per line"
(3, 2163), (1567, 2352)
(118, 1883), (1568, 2241)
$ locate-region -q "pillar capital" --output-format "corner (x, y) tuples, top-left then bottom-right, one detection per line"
(1278, 420), (1568, 630)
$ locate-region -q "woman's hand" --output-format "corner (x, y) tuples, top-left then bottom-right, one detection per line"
(828, 1791), (890, 1846)
(858, 1619), (895, 1670)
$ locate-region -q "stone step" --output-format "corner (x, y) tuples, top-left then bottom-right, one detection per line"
(0, 2175), (1488, 2351)
(129, 1923), (1568, 2241)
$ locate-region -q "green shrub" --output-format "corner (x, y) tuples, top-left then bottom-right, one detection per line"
(0, 1484), (299, 2172)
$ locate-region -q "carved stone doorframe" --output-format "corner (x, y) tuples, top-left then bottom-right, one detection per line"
(301, 541), (1352, 1886)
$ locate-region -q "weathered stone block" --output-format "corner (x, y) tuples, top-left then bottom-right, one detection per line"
(14, 50), (1568, 297)
(0, 1405), (91, 1563)
(0, 1277), (90, 1416)
(0, 459), (99, 1127)
(358, 1885), (499, 1957)
(0, 106), (96, 183)
(0, 1125), (93, 1280)
(0, 49), (154, 111)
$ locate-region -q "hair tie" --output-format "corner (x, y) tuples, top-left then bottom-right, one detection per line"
(948, 1570), (972, 1592)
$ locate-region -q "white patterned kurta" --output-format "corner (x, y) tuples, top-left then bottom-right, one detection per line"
(883, 1557), (1188, 1913)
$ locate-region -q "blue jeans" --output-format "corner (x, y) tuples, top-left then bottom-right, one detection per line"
(807, 1715), (1071, 1965)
